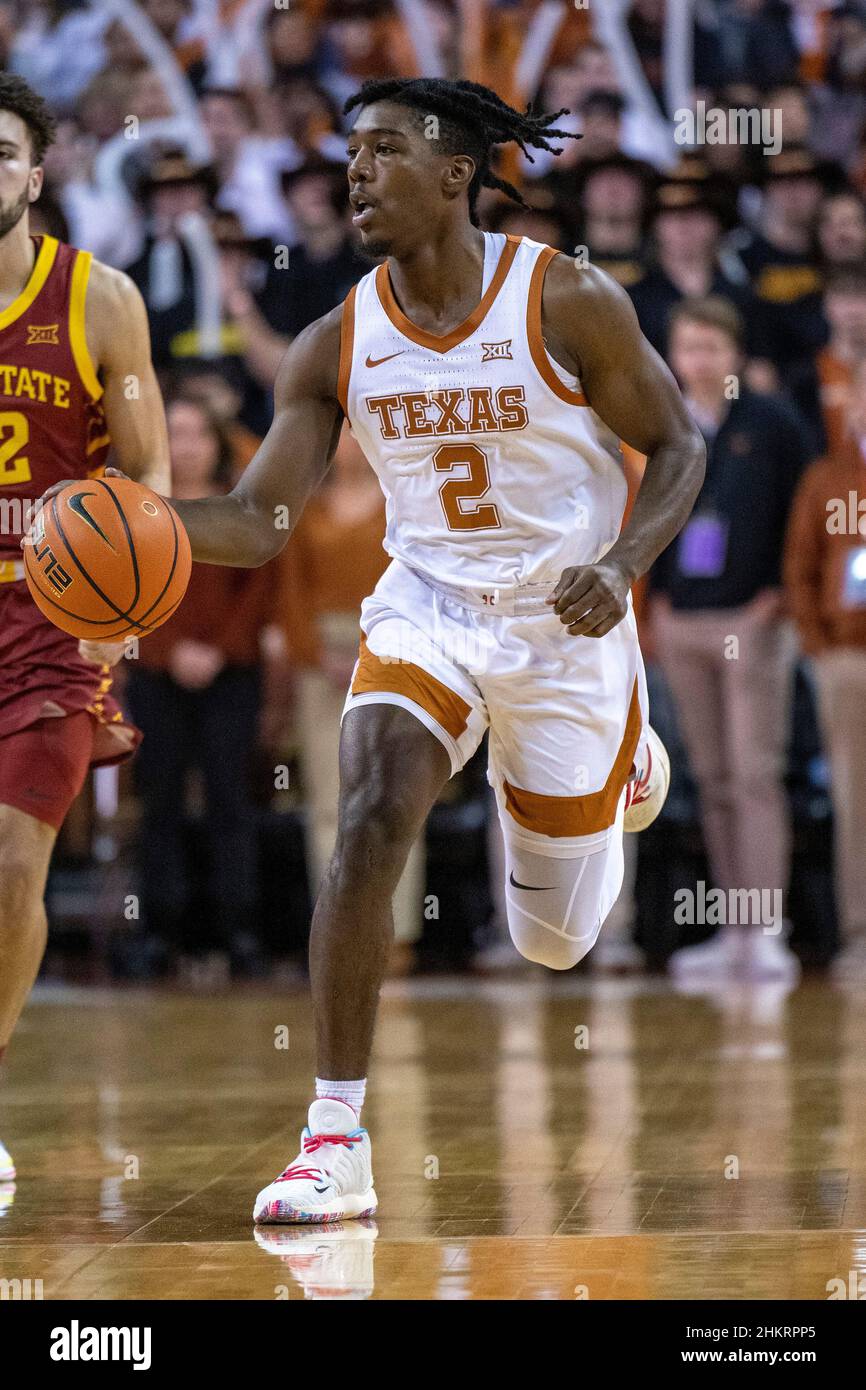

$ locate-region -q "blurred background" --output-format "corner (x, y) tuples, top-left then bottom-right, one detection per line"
(20, 0), (866, 985)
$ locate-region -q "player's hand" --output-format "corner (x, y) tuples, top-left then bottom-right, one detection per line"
(547, 560), (630, 638)
(79, 640), (127, 668)
(22, 470), (135, 550)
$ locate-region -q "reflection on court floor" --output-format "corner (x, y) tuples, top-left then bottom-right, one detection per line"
(0, 975), (864, 1299)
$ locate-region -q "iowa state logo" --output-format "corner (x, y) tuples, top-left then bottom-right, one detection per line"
(26, 324), (60, 346)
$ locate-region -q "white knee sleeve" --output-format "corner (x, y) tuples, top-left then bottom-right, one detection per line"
(502, 827), (626, 971)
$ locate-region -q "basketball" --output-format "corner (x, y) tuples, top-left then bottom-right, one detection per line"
(23, 476), (192, 641)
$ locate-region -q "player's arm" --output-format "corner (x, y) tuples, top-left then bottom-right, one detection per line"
(87, 263), (171, 494)
(541, 258), (707, 636)
(166, 307), (343, 567)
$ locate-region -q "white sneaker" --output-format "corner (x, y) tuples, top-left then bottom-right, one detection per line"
(0, 1140), (15, 1183)
(668, 927), (744, 979)
(254, 1219), (378, 1299)
(744, 930), (801, 983)
(253, 1099), (377, 1225)
(624, 725), (670, 832)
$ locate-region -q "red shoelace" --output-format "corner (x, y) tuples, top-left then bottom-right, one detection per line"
(276, 1133), (359, 1183)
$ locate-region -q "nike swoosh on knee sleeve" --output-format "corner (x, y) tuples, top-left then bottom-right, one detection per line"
(509, 871), (553, 891)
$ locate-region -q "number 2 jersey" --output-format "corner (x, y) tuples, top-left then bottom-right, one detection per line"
(338, 232), (628, 593)
(0, 234), (110, 564)
(0, 234), (135, 763)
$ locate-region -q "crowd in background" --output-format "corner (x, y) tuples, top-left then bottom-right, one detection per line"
(14, 0), (866, 980)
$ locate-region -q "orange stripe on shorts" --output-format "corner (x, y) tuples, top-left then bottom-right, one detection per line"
(351, 635), (471, 741)
(503, 679), (642, 838)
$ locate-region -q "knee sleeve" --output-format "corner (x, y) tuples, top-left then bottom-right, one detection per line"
(503, 828), (625, 971)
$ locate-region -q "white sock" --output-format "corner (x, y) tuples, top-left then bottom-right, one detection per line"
(315, 1077), (366, 1121)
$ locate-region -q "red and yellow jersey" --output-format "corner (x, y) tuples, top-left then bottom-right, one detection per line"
(0, 234), (110, 562)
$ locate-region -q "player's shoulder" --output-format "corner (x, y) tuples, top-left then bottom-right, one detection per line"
(275, 301), (345, 403)
(539, 248), (642, 350)
(541, 248), (637, 314)
(83, 257), (147, 316)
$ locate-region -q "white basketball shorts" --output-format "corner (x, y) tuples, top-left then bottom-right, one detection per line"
(343, 559), (649, 855)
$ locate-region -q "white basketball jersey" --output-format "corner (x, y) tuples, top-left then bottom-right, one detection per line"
(339, 233), (628, 591)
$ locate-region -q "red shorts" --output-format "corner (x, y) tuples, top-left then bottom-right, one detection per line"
(0, 712), (96, 829)
(0, 578), (140, 827)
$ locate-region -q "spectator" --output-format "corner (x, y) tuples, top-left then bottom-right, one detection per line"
(125, 152), (219, 367)
(170, 357), (262, 478)
(534, 42), (672, 173)
(263, 5), (325, 87)
(247, 158), (365, 349)
(817, 190), (866, 270)
(42, 118), (141, 267)
(717, 0), (801, 90)
(813, 4), (866, 162)
(572, 157), (652, 289)
(735, 147), (826, 381)
(629, 170), (757, 361)
(126, 396), (277, 979)
(794, 267), (866, 456)
(276, 423), (424, 975)
(10, 0), (110, 115)
(210, 209), (288, 422)
(141, 0), (207, 91)
(784, 355), (866, 967)
(200, 86), (294, 242)
(649, 296), (812, 981)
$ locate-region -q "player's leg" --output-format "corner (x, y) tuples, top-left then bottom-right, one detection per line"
(254, 564), (488, 1223)
(311, 702), (451, 1076)
(0, 712), (96, 1180)
(485, 602), (660, 972)
(254, 703), (451, 1225)
(0, 809), (55, 1183)
(500, 798), (629, 970)
(0, 805), (55, 1045)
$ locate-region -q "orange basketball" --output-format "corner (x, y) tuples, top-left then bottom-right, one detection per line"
(24, 477), (192, 641)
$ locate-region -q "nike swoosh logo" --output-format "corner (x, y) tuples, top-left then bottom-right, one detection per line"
(67, 492), (116, 551)
(509, 871), (552, 892)
(314, 1185), (331, 1193)
(365, 351), (405, 368)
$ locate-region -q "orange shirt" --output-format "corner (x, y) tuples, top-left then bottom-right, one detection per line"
(784, 440), (866, 653)
(816, 347), (852, 462)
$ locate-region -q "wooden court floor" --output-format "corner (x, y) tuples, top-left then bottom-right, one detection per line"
(1, 973), (865, 1300)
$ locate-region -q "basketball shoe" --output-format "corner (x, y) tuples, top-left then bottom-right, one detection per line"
(624, 724), (670, 832)
(253, 1099), (377, 1225)
(0, 1139), (15, 1182)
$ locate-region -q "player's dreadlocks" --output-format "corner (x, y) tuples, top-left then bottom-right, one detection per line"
(343, 77), (579, 225)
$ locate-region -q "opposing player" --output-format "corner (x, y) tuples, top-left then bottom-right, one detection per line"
(0, 75), (170, 1184)
(98, 78), (704, 1221)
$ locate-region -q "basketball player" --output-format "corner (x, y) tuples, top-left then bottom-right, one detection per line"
(0, 74), (170, 1185)
(84, 78), (705, 1222)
